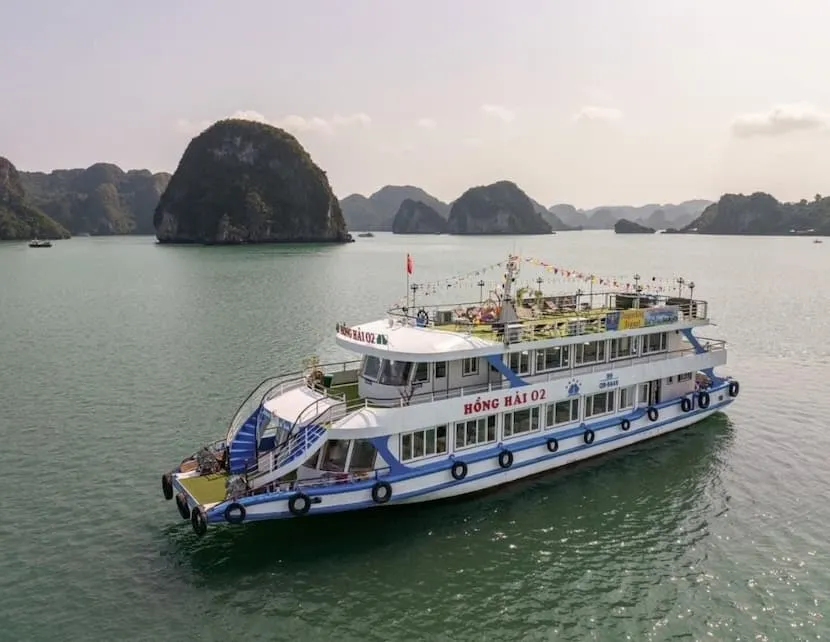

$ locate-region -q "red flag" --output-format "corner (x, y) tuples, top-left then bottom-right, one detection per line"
(406, 253), (413, 275)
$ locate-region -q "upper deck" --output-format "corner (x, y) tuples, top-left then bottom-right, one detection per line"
(335, 291), (709, 360)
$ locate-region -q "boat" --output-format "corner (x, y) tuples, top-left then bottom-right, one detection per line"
(161, 254), (739, 537)
(357, 232), (375, 238)
(28, 239), (52, 248)
(813, 239), (822, 244)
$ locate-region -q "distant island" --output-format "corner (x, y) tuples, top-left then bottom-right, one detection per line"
(0, 157), (70, 240)
(614, 219), (655, 234)
(154, 119), (351, 244)
(447, 180), (552, 235)
(392, 199), (447, 234)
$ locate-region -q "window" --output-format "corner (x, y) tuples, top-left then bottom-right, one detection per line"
(619, 386), (635, 410)
(508, 351), (531, 375)
(503, 407), (540, 438)
(462, 357), (479, 376)
(642, 332), (667, 354)
(575, 340), (606, 366)
(585, 391), (615, 418)
(455, 415), (496, 449)
(677, 372), (693, 382)
(400, 426), (448, 462)
(545, 399), (579, 426)
(666, 376), (674, 384)
(609, 336), (638, 360)
(536, 346), (569, 372)
(638, 383), (650, 404)
(349, 440), (377, 471)
(362, 356), (381, 380)
(320, 439), (350, 472)
(435, 361), (447, 378)
(378, 360), (412, 386)
(413, 362), (430, 383)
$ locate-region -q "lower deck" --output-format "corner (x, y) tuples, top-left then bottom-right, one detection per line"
(177, 472), (228, 505)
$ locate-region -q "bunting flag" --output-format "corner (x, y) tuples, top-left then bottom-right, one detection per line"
(406, 253), (413, 275)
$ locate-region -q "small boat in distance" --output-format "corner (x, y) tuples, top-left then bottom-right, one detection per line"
(28, 239), (52, 248)
(357, 232), (375, 238)
(813, 239), (823, 244)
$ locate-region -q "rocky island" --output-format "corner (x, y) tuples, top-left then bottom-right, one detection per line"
(614, 218), (655, 234)
(154, 119), (351, 244)
(0, 157), (70, 240)
(391, 199), (447, 234)
(447, 180), (552, 235)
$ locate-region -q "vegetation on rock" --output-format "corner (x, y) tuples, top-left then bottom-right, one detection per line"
(391, 199), (447, 234)
(447, 181), (552, 235)
(0, 157), (70, 240)
(614, 218), (656, 234)
(20, 163), (171, 235)
(681, 192), (830, 236)
(154, 119), (351, 244)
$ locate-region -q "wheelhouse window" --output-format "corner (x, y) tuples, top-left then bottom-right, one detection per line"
(435, 361), (447, 378)
(400, 426), (448, 462)
(545, 399), (579, 426)
(503, 407), (540, 438)
(508, 351), (531, 375)
(642, 332), (668, 354)
(677, 372), (693, 382)
(609, 336), (638, 360)
(378, 360), (412, 386)
(536, 346), (569, 372)
(413, 362), (430, 384)
(618, 386), (635, 410)
(349, 440), (377, 471)
(362, 356), (381, 380)
(320, 439), (350, 472)
(638, 383), (649, 404)
(462, 357), (479, 376)
(585, 391), (615, 418)
(455, 415), (496, 449)
(575, 340), (606, 366)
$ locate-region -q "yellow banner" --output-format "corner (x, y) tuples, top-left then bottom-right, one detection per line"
(619, 309), (645, 329)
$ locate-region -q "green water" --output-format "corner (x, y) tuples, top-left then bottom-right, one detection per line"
(0, 233), (827, 641)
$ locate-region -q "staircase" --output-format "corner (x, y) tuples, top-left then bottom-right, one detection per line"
(227, 405), (271, 474)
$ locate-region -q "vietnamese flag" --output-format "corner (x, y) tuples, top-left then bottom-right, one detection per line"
(406, 253), (413, 275)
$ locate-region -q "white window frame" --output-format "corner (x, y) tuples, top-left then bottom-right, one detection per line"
(461, 357), (479, 377)
(503, 406), (540, 439)
(618, 385), (635, 410)
(575, 340), (607, 366)
(400, 425), (448, 462)
(508, 351), (531, 376)
(585, 390), (615, 418)
(454, 415), (497, 450)
(535, 346), (569, 373)
(642, 332), (668, 354)
(609, 336), (639, 361)
(545, 398), (580, 427)
(677, 372), (693, 382)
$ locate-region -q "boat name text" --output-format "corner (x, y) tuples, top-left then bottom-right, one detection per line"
(336, 323), (389, 345)
(463, 389), (547, 415)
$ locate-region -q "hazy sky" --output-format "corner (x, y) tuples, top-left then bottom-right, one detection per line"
(3, 0), (830, 208)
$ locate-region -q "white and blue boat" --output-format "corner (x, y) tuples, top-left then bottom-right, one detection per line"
(161, 255), (739, 536)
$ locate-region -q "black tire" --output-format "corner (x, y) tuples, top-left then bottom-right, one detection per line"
(175, 492), (190, 520)
(416, 309), (429, 325)
(681, 397), (692, 412)
(161, 472), (173, 501)
(498, 450), (513, 469)
(621, 418), (631, 431)
(190, 506), (207, 537)
(451, 460), (468, 480)
(647, 407), (659, 422)
(546, 437), (559, 453)
(224, 502), (246, 524)
(729, 381), (739, 397)
(584, 429), (595, 445)
(698, 391), (710, 409)
(371, 481), (392, 504)
(288, 492), (311, 516)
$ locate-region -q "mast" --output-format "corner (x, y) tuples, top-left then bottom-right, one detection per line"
(498, 254), (520, 327)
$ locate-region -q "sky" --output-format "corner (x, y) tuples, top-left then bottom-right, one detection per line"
(2, 0), (830, 208)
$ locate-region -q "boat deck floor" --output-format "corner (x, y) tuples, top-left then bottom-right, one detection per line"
(178, 472), (228, 505)
(434, 308), (611, 341)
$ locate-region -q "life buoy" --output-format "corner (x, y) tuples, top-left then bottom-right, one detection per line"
(698, 391), (710, 409)
(371, 481), (392, 504)
(621, 418), (631, 431)
(498, 450), (513, 469)
(161, 472), (173, 500)
(190, 506), (207, 537)
(451, 460), (468, 480)
(224, 502), (246, 524)
(416, 308), (429, 326)
(729, 381), (740, 397)
(175, 492), (190, 520)
(288, 492), (311, 516)
(647, 407), (659, 422)
(546, 437), (559, 452)
(584, 429), (595, 445)
(681, 397), (692, 413)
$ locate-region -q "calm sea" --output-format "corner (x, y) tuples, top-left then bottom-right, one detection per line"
(0, 232), (827, 641)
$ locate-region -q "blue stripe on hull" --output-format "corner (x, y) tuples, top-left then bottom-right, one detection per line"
(204, 385), (735, 524)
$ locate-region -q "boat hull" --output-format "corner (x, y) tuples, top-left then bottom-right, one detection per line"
(179, 383), (734, 529)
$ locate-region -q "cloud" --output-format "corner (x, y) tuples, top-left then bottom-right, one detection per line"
(731, 103), (829, 138)
(175, 110), (371, 136)
(416, 117), (437, 129)
(480, 104), (516, 123)
(573, 106), (623, 122)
